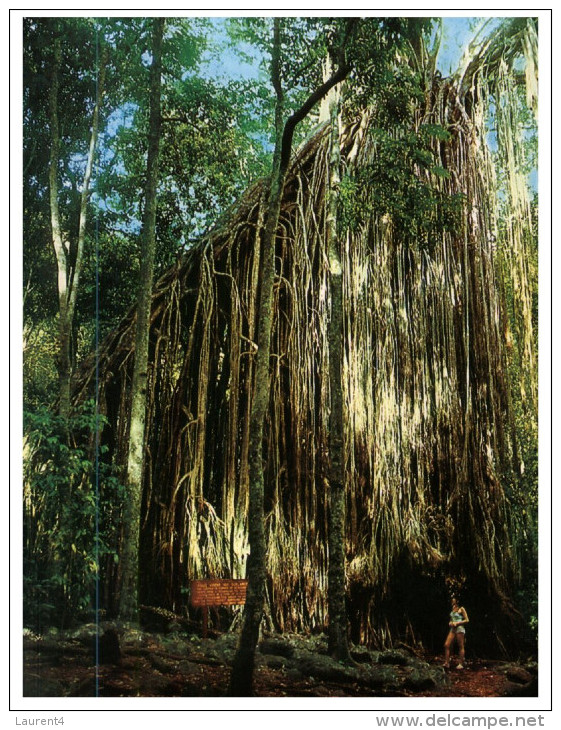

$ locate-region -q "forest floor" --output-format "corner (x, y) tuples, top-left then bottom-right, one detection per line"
(22, 624), (538, 699)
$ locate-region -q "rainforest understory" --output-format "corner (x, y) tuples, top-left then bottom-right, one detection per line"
(23, 623), (538, 698)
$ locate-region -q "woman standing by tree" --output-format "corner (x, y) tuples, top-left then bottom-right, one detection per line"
(444, 596), (469, 669)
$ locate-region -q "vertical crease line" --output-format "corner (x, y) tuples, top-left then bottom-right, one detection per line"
(94, 24), (101, 699)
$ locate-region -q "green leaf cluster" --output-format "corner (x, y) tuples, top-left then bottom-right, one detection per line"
(340, 124), (464, 251)
(23, 401), (125, 628)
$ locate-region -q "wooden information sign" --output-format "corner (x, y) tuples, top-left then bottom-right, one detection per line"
(190, 579), (248, 607)
(190, 579), (248, 637)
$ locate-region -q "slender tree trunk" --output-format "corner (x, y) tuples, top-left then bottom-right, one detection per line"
(68, 46), (108, 322)
(48, 36), (71, 418)
(325, 79), (352, 662)
(48, 33), (107, 418)
(118, 17), (165, 623)
(229, 20), (353, 696)
(229, 19), (284, 697)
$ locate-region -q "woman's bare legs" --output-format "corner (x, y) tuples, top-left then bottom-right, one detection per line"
(457, 632), (465, 668)
(444, 630), (455, 667)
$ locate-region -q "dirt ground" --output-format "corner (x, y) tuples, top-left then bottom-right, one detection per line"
(22, 657), (514, 698)
(23, 627), (537, 699)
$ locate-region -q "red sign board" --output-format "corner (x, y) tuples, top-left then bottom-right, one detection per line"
(190, 579), (248, 608)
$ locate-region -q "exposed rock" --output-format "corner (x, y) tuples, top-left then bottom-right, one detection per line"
(203, 632), (239, 666)
(350, 645), (377, 664)
(160, 635), (195, 657)
(503, 677), (538, 697)
(214, 633), (239, 650)
(503, 665), (534, 684)
(361, 664), (399, 689)
(378, 649), (411, 666)
(140, 605), (188, 633)
(496, 662), (538, 697)
(306, 635), (329, 655)
(259, 637), (295, 658)
(403, 664), (446, 691)
(296, 653), (361, 683)
(492, 661), (537, 695)
(261, 655), (287, 670)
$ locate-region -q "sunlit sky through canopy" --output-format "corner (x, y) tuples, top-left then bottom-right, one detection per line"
(198, 17), (499, 81)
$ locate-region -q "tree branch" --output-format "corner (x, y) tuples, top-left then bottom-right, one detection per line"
(68, 43), (109, 321)
(280, 61), (350, 171)
(280, 19), (358, 172)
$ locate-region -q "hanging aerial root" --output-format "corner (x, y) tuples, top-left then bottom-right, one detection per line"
(69, 54), (536, 648)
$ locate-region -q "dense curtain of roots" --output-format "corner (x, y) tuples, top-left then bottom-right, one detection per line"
(72, 47), (537, 650)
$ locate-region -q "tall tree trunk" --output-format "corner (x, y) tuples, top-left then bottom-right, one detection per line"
(69, 45), (108, 324)
(118, 17), (165, 623)
(48, 35), (71, 418)
(228, 19), (284, 697)
(48, 33), (107, 418)
(325, 78), (352, 662)
(229, 20), (353, 696)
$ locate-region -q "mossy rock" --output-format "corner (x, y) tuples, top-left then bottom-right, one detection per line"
(259, 637), (295, 658)
(402, 665), (445, 691)
(160, 636), (194, 657)
(297, 653), (361, 683)
(350, 645), (376, 663)
(503, 665), (534, 685)
(361, 664), (399, 689)
(378, 649), (411, 666)
(262, 654), (287, 670)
